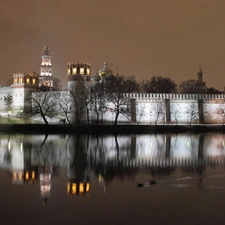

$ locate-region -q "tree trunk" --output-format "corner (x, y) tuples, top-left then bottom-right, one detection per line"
(40, 112), (48, 125)
(114, 134), (121, 167)
(96, 110), (99, 125)
(86, 106), (89, 125)
(65, 113), (71, 125)
(114, 112), (119, 125)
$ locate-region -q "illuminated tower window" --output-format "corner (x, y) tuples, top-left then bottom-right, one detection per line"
(80, 68), (84, 74)
(73, 68), (76, 74)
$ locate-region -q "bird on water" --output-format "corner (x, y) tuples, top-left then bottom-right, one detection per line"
(137, 180), (157, 188)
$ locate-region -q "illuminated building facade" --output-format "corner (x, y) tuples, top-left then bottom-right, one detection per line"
(1, 44), (225, 124)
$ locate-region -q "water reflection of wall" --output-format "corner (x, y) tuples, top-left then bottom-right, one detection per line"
(1, 133), (225, 199)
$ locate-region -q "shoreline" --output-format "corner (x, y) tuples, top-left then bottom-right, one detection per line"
(1, 124), (225, 134)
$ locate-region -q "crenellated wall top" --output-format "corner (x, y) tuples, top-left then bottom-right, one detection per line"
(124, 93), (225, 100)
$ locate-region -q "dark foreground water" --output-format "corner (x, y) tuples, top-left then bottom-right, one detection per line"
(1, 133), (225, 225)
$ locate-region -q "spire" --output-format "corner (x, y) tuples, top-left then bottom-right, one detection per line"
(197, 63), (203, 74)
(43, 35), (50, 55)
(197, 63), (203, 81)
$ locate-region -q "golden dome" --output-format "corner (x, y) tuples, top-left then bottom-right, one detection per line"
(99, 61), (112, 77)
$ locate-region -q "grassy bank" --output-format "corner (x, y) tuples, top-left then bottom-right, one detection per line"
(1, 123), (225, 134)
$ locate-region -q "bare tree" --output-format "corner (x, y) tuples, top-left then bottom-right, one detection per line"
(143, 76), (177, 93)
(216, 99), (225, 124)
(170, 105), (181, 125)
(52, 77), (62, 91)
(186, 102), (199, 125)
(179, 80), (207, 94)
(53, 91), (71, 124)
(69, 89), (82, 125)
(6, 78), (13, 86)
(69, 81), (90, 125)
(152, 101), (165, 125)
(80, 82), (91, 125)
(25, 91), (58, 125)
(4, 93), (13, 112)
(123, 75), (140, 93)
(90, 83), (107, 125)
(105, 75), (131, 125)
(136, 104), (146, 125)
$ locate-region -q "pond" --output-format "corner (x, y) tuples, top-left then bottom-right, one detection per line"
(0, 133), (225, 225)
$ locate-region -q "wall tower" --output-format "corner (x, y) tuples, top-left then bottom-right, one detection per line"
(12, 72), (38, 112)
(67, 62), (91, 123)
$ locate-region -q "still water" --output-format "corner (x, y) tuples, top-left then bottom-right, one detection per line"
(1, 133), (225, 225)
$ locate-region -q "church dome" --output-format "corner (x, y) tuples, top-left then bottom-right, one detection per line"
(105, 72), (114, 81)
(99, 61), (112, 77)
(92, 72), (101, 82)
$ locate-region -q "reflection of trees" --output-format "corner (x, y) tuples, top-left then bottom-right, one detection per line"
(91, 134), (139, 186)
(31, 134), (67, 174)
(188, 134), (199, 159)
(165, 134), (171, 159)
(155, 134), (166, 158)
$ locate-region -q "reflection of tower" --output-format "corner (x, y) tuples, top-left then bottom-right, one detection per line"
(11, 140), (37, 184)
(39, 166), (52, 205)
(39, 42), (53, 88)
(67, 135), (91, 196)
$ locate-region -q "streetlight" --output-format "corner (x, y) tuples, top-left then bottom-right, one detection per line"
(20, 108), (23, 121)
(8, 110), (11, 122)
(150, 111), (152, 125)
(187, 112), (189, 125)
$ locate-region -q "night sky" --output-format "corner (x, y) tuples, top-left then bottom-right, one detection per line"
(1, 0), (225, 90)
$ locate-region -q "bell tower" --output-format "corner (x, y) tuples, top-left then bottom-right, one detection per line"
(39, 42), (53, 88)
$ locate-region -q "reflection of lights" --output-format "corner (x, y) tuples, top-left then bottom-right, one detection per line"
(31, 171), (35, 179)
(20, 142), (23, 152)
(41, 184), (51, 192)
(79, 183), (84, 193)
(223, 140), (225, 148)
(187, 141), (190, 147)
(71, 183), (76, 194)
(98, 174), (104, 182)
(67, 182), (90, 196)
(86, 183), (90, 192)
(8, 142), (11, 151)
(25, 172), (29, 180)
(12, 170), (24, 184)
